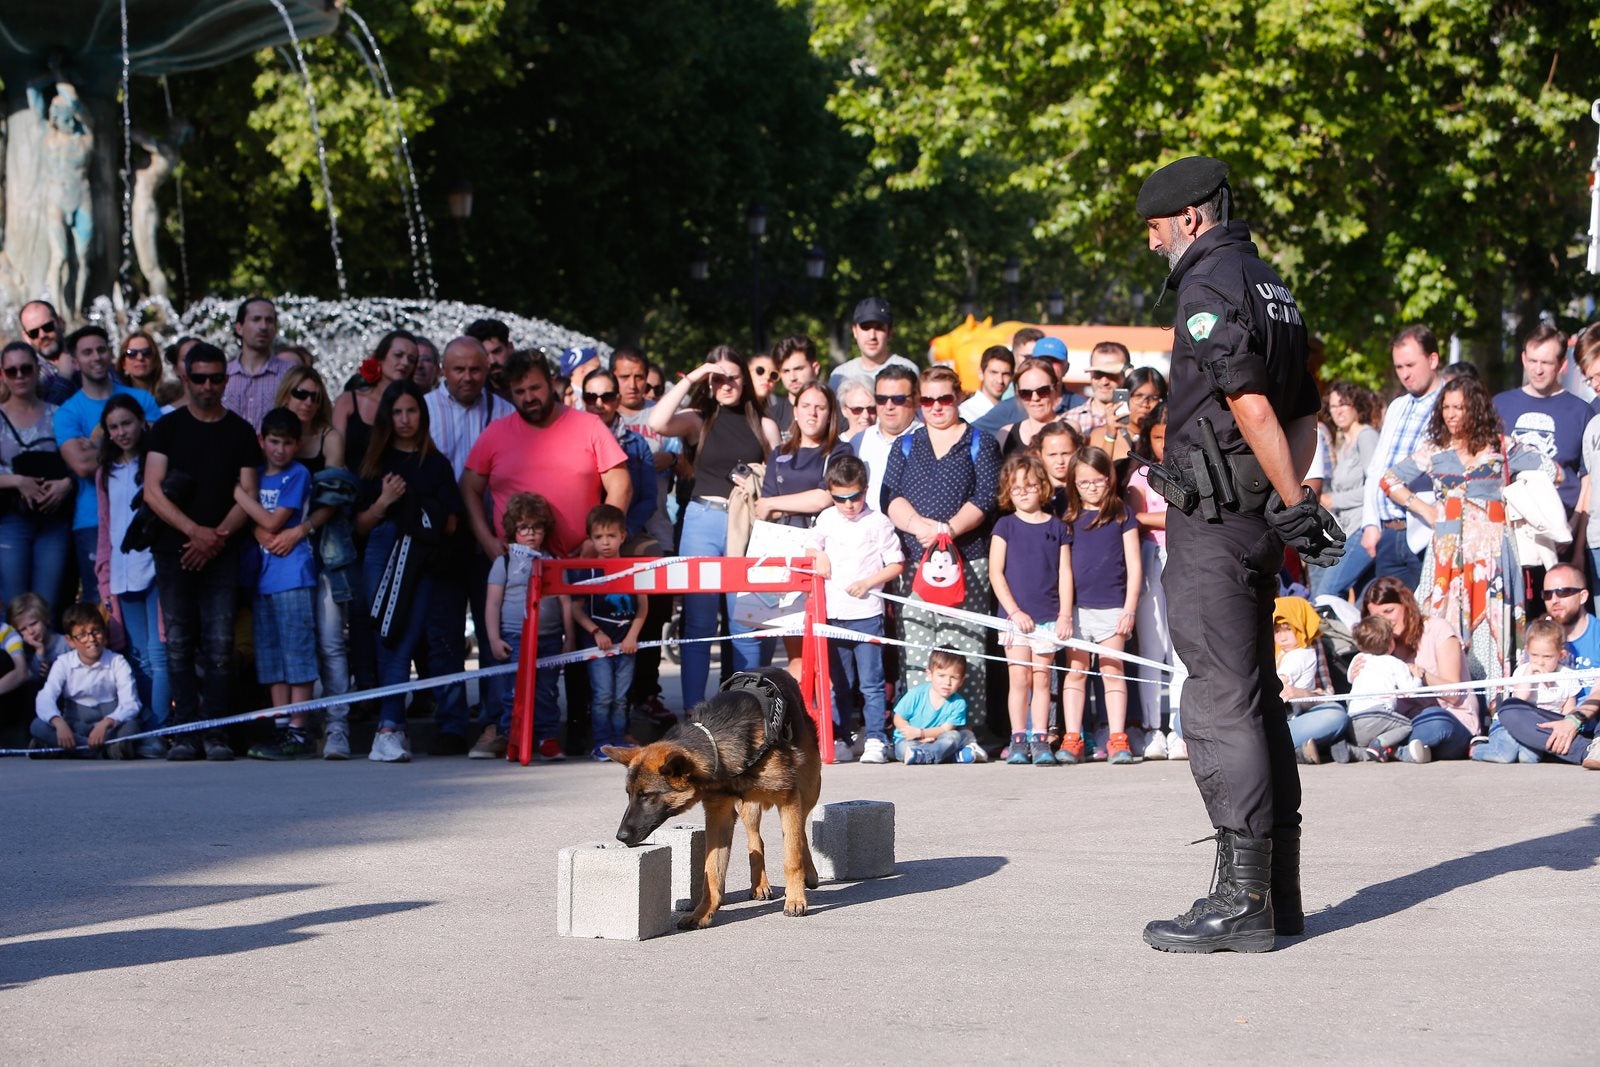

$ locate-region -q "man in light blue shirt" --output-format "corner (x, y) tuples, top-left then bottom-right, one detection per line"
(56, 325), (161, 604)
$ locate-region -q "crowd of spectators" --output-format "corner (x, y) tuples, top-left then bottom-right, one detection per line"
(5, 295), (1599, 772)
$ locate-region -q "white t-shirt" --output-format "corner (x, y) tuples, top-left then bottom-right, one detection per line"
(1276, 647), (1319, 692)
(806, 506), (904, 620)
(828, 353), (919, 396)
(958, 391), (998, 423)
(1508, 662), (1583, 715)
(1348, 652), (1418, 717)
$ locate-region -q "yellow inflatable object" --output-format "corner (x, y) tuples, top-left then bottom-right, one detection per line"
(929, 316), (1176, 391)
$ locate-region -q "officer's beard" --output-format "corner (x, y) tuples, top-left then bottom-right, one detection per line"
(1160, 227), (1193, 270)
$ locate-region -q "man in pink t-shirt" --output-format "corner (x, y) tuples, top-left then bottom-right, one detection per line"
(461, 349), (630, 558)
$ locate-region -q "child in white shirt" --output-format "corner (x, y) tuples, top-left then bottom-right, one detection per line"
(31, 603), (141, 758)
(1474, 618), (1579, 764)
(1345, 615), (1420, 756)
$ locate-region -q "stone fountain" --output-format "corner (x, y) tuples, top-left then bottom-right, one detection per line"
(0, 1), (342, 321)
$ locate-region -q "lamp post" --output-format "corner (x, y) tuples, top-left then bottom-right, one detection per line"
(1047, 288), (1065, 321)
(747, 205), (768, 352)
(1002, 255), (1021, 320)
(446, 179), (473, 223)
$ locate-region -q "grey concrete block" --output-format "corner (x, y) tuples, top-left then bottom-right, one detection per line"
(808, 800), (895, 881)
(645, 823), (705, 912)
(556, 841), (674, 940)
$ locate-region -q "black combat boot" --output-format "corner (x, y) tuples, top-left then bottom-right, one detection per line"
(1143, 830), (1276, 953)
(1271, 825), (1303, 936)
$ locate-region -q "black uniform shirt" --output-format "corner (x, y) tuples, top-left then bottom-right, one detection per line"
(1163, 221), (1319, 469)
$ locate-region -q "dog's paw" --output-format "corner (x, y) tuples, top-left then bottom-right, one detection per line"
(750, 879), (773, 901)
(783, 896), (808, 917)
(677, 911), (713, 931)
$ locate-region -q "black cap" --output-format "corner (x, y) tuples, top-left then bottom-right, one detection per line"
(852, 297), (893, 327)
(1136, 156), (1229, 218)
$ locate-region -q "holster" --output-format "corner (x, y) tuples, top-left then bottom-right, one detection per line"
(1179, 450), (1273, 522)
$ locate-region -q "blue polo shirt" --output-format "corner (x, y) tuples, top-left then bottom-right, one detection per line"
(55, 383), (162, 530)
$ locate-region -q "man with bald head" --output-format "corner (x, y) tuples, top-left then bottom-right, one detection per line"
(19, 299), (77, 403)
(421, 336), (516, 754)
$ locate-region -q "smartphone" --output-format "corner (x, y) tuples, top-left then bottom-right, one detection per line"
(1112, 388), (1130, 405)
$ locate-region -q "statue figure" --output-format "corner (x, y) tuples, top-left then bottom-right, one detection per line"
(131, 128), (181, 300)
(30, 78), (94, 320)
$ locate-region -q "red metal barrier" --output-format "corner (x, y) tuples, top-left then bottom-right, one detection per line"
(507, 556), (833, 766)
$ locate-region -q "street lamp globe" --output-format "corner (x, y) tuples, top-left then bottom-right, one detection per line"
(746, 204), (768, 238)
(447, 179), (474, 221)
(804, 245), (827, 280)
(1001, 255), (1021, 286)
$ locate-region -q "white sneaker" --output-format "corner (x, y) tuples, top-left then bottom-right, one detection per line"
(860, 738), (889, 764)
(323, 724), (351, 761)
(833, 738), (855, 764)
(958, 741), (989, 764)
(1404, 738), (1433, 764)
(1143, 730), (1168, 760)
(368, 729), (411, 763)
(1167, 735), (1189, 761)
(1583, 736), (1600, 770)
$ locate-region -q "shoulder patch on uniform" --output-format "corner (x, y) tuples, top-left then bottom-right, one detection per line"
(1186, 311), (1218, 341)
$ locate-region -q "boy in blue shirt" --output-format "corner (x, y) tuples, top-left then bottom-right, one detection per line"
(892, 649), (985, 764)
(232, 407), (319, 760)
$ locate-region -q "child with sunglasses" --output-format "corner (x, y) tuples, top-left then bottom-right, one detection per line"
(807, 454), (904, 764)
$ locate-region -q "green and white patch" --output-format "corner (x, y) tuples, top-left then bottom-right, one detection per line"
(1186, 311), (1218, 341)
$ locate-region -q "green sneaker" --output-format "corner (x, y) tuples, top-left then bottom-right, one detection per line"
(248, 729), (315, 761)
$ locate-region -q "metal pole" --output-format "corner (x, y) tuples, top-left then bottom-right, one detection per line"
(1589, 100), (1600, 275)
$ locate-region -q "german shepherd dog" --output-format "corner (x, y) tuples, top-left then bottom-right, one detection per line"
(603, 667), (822, 929)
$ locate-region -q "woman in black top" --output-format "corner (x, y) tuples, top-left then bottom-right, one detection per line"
(647, 345), (780, 709)
(334, 330), (417, 474)
(356, 379), (463, 760)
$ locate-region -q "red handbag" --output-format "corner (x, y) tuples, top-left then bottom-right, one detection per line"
(911, 533), (966, 607)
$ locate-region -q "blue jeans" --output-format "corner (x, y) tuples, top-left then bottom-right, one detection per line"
(1409, 705), (1473, 760)
(495, 630), (564, 740)
(117, 586), (169, 729)
(0, 510), (71, 612)
(154, 544), (240, 729)
(72, 525), (101, 605)
(828, 614), (888, 742)
(895, 728), (976, 764)
(586, 642), (636, 748)
(422, 550), (489, 741)
(1497, 698), (1597, 765)
(1471, 718), (1542, 763)
(1319, 524), (1421, 600)
(363, 524), (434, 729)
(1289, 703), (1350, 750)
(677, 500), (765, 710)
(316, 571), (350, 727)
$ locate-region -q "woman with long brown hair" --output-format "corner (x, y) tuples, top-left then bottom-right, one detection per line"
(116, 331), (163, 394)
(1378, 376), (1549, 708)
(1354, 576), (1473, 761)
(1311, 380), (1381, 597)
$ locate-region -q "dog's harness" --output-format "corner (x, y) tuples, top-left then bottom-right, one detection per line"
(690, 672), (793, 780)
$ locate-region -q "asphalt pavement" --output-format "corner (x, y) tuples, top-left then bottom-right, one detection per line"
(3, 738), (1595, 1064)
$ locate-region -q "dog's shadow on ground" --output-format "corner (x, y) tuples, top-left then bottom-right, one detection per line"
(703, 855), (1007, 927)
(1288, 814), (1600, 946)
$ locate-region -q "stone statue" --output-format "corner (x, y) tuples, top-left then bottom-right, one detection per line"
(30, 79), (94, 320)
(131, 128), (181, 300)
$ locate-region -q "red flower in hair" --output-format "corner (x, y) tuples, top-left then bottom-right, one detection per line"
(359, 357), (381, 384)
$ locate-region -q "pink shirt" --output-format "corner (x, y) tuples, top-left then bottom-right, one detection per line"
(1400, 615), (1476, 731)
(806, 505), (904, 620)
(1124, 466), (1167, 547)
(464, 406), (628, 556)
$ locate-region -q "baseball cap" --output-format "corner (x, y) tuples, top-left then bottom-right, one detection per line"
(852, 297), (893, 327)
(560, 346), (598, 377)
(1032, 336), (1068, 362)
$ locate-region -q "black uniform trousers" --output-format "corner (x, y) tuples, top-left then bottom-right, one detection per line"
(1164, 503), (1301, 838)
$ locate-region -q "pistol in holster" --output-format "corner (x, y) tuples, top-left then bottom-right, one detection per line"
(1126, 446), (1199, 515)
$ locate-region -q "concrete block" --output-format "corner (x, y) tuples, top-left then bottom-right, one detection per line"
(556, 841), (674, 940)
(645, 824), (705, 913)
(808, 800), (895, 881)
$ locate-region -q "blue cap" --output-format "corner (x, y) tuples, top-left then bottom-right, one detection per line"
(560, 346), (598, 376)
(1032, 336), (1067, 362)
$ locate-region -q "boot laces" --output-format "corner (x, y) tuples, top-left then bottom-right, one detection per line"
(1174, 832), (1233, 923)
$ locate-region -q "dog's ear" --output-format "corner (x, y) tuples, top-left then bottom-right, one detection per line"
(659, 751), (694, 782)
(600, 745), (642, 766)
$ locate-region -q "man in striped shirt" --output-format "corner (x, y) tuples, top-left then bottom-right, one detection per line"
(1324, 325), (1442, 596)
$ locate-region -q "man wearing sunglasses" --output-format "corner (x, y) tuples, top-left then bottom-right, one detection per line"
(828, 297), (919, 396)
(56, 325), (163, 604)
(847, 363), (919, 515)
(580, 369), (658, 549)
(1491, 565), (1600, 765)
(19, 300), (77, 404)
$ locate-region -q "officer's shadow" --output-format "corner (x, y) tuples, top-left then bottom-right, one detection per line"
(1296, 813), (1600, 942)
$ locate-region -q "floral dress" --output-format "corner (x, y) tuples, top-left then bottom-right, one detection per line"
(1380, 440), (1550, 680)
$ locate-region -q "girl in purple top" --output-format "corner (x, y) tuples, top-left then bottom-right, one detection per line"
(990, 454), (1072, 767)
(1058, 446), (1142, 766)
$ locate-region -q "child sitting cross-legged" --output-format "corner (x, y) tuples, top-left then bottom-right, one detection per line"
(31, 603), (141, 758)
(892, 649), (985, 765)
(1475, 618), (1584, 764)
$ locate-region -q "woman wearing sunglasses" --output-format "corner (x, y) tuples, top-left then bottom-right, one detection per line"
(0, 341), (74, 610)
(883, 365), (1004, 739)
(837, 378), (877, 438)
(647, 346), (781, 709)
(998, 357), (1061, 457)
(116, 331), (164, 396)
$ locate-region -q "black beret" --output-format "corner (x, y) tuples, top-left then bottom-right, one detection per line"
(1136, 156), (1229, 218)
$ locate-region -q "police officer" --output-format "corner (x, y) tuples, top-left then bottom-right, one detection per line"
(1134, 157), (1345, 953)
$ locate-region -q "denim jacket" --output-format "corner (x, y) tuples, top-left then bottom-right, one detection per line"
(311, 466), (360, 603)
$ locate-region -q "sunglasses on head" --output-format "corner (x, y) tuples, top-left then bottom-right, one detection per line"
(583, 390), (619, 405)
(1016, 385), (1054, 401)
(188, 371), (227, 386)
(24, 323), (57, 340)
(289, 387), (321, 402)
(1542, 587), (1585, 600)
(3, 363), (37, 379)
(829, 489), (864, 503)
(920, 393), (958, 408)
(875, 393), (913, 407)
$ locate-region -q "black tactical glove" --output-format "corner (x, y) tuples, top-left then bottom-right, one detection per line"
(1266, 487), (1347, 567)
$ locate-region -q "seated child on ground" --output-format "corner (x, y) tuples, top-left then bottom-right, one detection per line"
(32, 603), (141, 757)
(1475, 618), (1581, 764)
(892, 649), (985, 765)
(1346, 615), (1420, 754)
(9, 593), (69, 685)
(1274, 599), (1325, 701)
